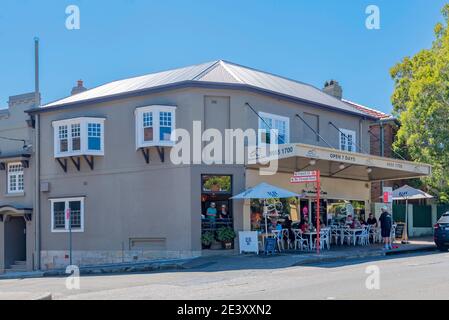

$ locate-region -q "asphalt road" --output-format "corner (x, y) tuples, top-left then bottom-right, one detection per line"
(0, 251), (448, 300)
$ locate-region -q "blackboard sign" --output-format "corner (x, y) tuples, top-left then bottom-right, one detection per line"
(264, 238), (276, 255)
(395, 223), (405, 239)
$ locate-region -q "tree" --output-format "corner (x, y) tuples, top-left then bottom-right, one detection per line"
(390, 4), (449, 202)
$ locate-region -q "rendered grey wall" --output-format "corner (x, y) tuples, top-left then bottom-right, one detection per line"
(37, 87), (372, 254)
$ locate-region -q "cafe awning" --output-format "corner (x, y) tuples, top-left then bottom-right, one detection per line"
(246, 143), (431, 182)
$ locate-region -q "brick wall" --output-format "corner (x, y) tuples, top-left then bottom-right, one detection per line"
(370, 122), (402, 201)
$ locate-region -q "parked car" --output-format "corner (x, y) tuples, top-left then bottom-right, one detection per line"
(434, 212), (449, 252)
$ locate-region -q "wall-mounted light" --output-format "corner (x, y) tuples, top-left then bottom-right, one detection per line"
(309, 159), (317, 166)
(366, 167), (373, 174)
(339, 163), (345, 170)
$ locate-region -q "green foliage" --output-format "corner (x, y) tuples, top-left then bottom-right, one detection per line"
(201, 232), (215, 245)
(390, 4), (449, 203)
(216, 227), (236, 242)
(203, 176), (231, 192)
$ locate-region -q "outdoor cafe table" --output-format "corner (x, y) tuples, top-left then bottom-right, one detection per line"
(302, 231), (317, 251)
(342, 228), (364, 246)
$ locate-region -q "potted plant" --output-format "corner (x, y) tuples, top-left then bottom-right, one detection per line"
(216, 227), (236, 249)
(201, 232), (215, 249)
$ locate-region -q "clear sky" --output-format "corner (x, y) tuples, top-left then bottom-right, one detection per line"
(0, 0), (447, 113)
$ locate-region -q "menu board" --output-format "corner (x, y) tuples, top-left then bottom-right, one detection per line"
(311, 199), (328, 225)
(395, 223), (405, 239)
(264, 238), (276, 255)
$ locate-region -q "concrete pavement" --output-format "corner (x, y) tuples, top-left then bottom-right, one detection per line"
(0, 250), (447, 300)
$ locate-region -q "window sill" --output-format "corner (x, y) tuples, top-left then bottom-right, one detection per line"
(51, 229), (84, 233)
(54, 151), (104, 158)
(137, 142), (175, 149)
(4, 192), (25, 198)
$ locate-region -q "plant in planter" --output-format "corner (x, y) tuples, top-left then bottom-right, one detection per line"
(216, 227), (236, 249)
(201, 232), (215, 249)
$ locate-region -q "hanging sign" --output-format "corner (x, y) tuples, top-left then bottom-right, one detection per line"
(383, 187), (393, 203)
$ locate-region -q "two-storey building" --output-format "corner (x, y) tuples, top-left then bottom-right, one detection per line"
(4, 60), (431, 271)
(0, 93), (37, 273)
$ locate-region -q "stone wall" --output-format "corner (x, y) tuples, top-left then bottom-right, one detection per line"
(40, 250), (201, 270)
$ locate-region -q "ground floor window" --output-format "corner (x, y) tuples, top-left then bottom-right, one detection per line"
(327, 199), (366, 224)
(50, 197), (84, 232)
(201, 175), (233, 249)
(250, 197), (299, 232)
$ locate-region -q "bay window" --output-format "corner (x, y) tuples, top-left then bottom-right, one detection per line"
(135, 105), (176, 148)
(53, 117), (105, 157)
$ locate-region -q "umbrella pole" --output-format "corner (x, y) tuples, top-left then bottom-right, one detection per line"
(402, 198), (410, 244)
(264, 199), (268, 235)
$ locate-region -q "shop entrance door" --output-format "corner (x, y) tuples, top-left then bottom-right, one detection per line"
(201, 175), (233, 250)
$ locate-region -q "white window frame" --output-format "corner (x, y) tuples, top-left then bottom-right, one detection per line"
(257, 111), (290, 145)
(50, 197), (85, 233)
(52, 117), (105, 158)
(135, 105), (177, 149)
(339, 128), (357, 152)
(7, 162), (24, 194)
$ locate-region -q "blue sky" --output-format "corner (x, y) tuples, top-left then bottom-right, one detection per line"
(0, 0), (447, 113)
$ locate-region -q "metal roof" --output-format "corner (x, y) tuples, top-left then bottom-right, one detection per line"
(42, 60), (373, 117)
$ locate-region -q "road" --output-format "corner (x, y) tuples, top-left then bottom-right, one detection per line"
(0, 251), (448, 300)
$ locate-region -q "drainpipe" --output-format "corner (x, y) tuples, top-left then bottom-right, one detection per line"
(380, 121), (384, 192)
(359, 118), (364, 154)
(34, 37), (41, 271)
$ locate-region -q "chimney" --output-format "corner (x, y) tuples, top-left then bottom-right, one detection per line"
(323, 80), (343, 100)
(71, 80), (87, 95)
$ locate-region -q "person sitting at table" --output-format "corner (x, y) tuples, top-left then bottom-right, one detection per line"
(219, 204), (230, 219)
(345, 215), (354, 226)
(351, 216), (363, 229)
(366, 213), (378, 227)
(283, 216), (295, 243)
(299, 218), (310, 232)
(275, 221), (283, 231)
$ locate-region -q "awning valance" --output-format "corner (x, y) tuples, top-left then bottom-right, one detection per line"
(246, 143), (431, 182)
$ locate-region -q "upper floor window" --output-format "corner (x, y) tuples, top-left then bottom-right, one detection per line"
(135, 105), (176, 148)
(339, 128), (356, 152)
(258, 112), (289, 145)
(7, 162), (24, 194)
(52, 117), (105, 158)
(51, 197), (84, 232)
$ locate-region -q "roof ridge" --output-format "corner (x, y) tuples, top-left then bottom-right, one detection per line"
(342, 98), (391, 118)
(191, 60), (222, 81)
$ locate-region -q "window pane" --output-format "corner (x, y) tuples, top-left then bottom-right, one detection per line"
(160, 127), (172, 141)
(144, 127), (154, 141)
(71, 124), (81, 151)
(53, 202), (66, 229)
(9, 175), (17, 191)
(17, 174), (24, 191)
(59, 126), (68, 152)
(88, 123), (101, 151)
(260, 117), (272, 144)
(160, 112), (172, 141)
(69, 201), (81, 229)
(143, 112), (153, 127)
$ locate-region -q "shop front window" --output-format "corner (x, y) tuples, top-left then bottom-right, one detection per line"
(250, 197), (299, 232)
(327, 200), (366, 225)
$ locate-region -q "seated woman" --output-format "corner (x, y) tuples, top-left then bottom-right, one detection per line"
(299, 218), (310, 232)
(351, 216), (363, 229)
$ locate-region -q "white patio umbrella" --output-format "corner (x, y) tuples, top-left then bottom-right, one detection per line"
(392, 185), (433, 243)
(231, 182), (302, 234)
